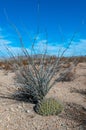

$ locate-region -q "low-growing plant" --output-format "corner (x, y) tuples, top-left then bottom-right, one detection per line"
(34, 98), (63, 116)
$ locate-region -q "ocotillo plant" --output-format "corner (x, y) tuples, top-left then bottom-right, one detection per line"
(11, 32), (76, 103)
(1, 10), (77, 104)
(0, 17), (77, 104)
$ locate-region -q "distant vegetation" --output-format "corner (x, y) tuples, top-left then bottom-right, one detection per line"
(0, 55), (86, 71)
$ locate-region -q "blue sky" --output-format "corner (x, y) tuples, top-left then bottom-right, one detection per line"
(0, 0), (86, 57)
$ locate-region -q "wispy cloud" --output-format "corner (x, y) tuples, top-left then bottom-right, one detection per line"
(0, 39), (12, 45)
(34, 38), (86, 56)
(65, 39), (86, 56)
(0, 27), (24, 57)
(34, 39), (63, 55)
(0, 27), (86, 58)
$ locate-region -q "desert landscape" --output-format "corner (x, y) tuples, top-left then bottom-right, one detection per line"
(0, 0), (86, 130)
(0, 58), (86, 130)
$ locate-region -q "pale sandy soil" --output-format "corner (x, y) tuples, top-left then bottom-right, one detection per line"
(0, 63), (86, 130)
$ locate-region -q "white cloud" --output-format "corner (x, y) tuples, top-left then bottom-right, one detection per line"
(65, 39), (86, 56)
(33, 38), (86, 56)
(0, 26), (86, 58)
(33, 39), (65, 56)
(0, 39), (12, 45)
(0, 28), (11, 45)
(0, 28), (23, 57)
(0, 37), (86, 57)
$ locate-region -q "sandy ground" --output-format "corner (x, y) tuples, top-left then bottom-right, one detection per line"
(0, 63), (86, 130)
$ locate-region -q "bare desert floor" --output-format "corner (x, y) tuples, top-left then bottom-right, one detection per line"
(0, 63), (86, 130)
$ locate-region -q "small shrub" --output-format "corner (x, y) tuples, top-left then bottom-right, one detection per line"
(59, 71), (75, 82)
(34, 98), (63, 116)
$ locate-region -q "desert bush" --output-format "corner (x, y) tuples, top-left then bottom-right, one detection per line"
(0, 35), (77, 116)
(0, 17), (77, 114)
(14, 51), (76, 104)
(59, 71), (75, 82)
(0, 30), (77, 107)
(34, 98), (63, 116)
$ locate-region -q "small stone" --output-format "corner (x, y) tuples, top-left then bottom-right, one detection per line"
(25, 110), (30, 113)
(6, 116), (10, 121)
(60, 123), (67, 130)
(9, 107), (15, 112)
(25, 109), (35, 118)
(17, 105), (22, 109)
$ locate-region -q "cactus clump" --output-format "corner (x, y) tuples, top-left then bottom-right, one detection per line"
(34, 98), (63, 116)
